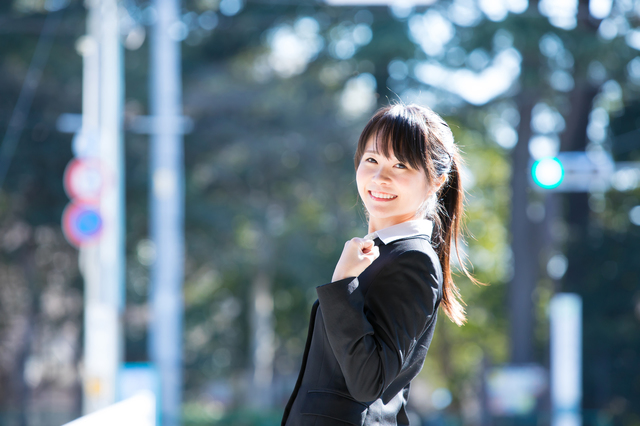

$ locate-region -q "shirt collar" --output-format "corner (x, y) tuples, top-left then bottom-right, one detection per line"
(364, 219), (433, 245)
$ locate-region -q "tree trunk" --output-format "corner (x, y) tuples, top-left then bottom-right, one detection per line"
(509, 89), (542, 364)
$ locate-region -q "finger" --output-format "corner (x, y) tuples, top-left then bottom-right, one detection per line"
(361, 238), (374, 247)
(345, 237), (363, 247)
(362, 246), (379, 262)
(360, 239), (375, 253)
(364, 246), (379, 262)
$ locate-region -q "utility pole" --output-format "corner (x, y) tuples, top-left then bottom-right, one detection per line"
(79, 0), (125, 414)
(148, 0), (185, 424)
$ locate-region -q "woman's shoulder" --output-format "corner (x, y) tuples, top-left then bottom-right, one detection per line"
(386, 236), (437, 257)
(364, 238), (443, 307)
(374, 236), (443, 285)
(386, 236), (439, 265)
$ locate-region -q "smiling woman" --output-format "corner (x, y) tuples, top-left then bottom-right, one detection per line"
(281, 104), (481, 426)
(356, 139), (443, 232)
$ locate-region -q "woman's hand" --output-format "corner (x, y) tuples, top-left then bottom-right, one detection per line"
(332, 238), (380, 282)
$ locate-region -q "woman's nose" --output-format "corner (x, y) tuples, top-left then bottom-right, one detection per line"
(372, 166), (391, 183)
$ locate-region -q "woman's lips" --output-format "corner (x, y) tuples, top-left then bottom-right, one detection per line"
(369, 190), (397, 201)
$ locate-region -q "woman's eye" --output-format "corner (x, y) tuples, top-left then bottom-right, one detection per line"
(395, 163), (407, 169)
(365, 157), (377, 163)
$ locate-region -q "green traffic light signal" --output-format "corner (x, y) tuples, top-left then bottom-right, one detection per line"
(532, 157), (564, 189)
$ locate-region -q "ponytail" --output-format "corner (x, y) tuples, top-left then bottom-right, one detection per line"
(432, 153), (480, 326)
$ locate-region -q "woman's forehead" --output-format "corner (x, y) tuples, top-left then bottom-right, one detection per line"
(366, 135), (388, 151)
(365, 136), (400, 159)
(363, 133), (427, 171)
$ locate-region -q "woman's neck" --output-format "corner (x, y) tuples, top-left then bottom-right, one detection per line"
(368, 214), (423, 234)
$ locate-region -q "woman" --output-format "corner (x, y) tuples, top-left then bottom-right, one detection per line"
(282, 104), (478, 426)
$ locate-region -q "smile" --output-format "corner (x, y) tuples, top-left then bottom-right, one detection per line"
(369, 190), (397, 201)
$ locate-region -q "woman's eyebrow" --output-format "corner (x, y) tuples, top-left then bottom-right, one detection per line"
(365, 149), (402, 161)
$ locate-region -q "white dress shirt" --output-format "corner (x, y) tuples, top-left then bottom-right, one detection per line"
(363, 219), (433, 244)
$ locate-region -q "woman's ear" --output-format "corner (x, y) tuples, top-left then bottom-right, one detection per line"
(430, 174), (447, 196)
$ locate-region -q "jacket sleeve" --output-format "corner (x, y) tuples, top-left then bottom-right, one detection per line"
(315, 250), (440, 402)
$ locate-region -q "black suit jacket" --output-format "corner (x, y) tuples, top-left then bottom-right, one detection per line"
(282, 235), (443, 426)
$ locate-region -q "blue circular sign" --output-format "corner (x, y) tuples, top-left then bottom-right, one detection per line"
(62, 202), (103, 247)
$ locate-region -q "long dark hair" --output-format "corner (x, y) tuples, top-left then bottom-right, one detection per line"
(354, 104), (480, 326)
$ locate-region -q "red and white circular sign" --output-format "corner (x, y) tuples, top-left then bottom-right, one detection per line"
(63, 158), (106, 204)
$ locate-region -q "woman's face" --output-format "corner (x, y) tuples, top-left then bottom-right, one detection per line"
(356, 137), (437, 233)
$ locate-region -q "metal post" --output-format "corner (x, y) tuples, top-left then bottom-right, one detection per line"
(550, 294), (582, 426)
(98, 0), (126, 400)
(81, 0), (125, 413)
(79, 0), (102, 414)
(149, 0), (185, 424)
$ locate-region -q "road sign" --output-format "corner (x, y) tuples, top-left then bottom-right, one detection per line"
(72, 129), (100, 158)
(62, 202), (103, 247)
(63, 158), (105, 204)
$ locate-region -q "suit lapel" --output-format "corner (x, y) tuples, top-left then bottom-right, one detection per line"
(281, 300), (320, 425)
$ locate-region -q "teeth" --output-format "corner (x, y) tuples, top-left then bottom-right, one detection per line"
(371, 191), (396, 199)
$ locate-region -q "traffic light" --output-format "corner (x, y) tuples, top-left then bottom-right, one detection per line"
(531, 157), (564, 189)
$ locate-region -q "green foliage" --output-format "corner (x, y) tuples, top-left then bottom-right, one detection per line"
(3, 0), (640, 422)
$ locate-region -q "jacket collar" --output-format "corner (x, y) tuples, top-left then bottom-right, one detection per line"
(364, 219), (433, 245)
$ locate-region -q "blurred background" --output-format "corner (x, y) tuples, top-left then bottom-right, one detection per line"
(1, 0), (639, 425)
